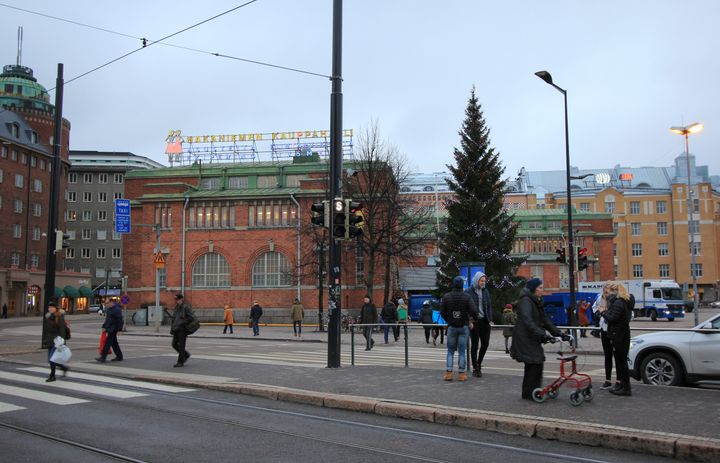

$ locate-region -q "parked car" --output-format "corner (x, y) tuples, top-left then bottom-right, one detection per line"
(709, 301), (720, 308)
(88, 304), (104, 314)
(628, 314), (720, 386)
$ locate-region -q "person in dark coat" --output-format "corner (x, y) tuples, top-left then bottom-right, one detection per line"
(250, 301), (263, 336)
(96, 302), (124, 362)
(465, 271), (493, 377)
(419, 300), (434, 343)
(440, 276), (479, 382)
(359, 296), (377, 350)
(510, 278), (568, 400)
(168, 294), (195, 367)
(41, 300), (69, 382)
(380, 301), (399, 343)
(598, 282), (634, 396)
(1, 303), (7, 318)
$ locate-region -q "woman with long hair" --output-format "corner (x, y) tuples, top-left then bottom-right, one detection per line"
(598, 282), (634, 396)
(593, 283), (614, 390)
(42, 300), (69, 382)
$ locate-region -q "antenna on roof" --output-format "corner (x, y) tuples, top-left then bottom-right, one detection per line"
(16, 26), (23, 66)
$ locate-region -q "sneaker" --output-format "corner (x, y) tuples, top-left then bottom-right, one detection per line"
(185, 352), (191, 361)
(505, 349), (510, 354)
(110, 357), (123, 362)
(95, 357), (106, 363)
(600, 381), (613, 390)
(611, 382), (622, 392)
(443, 371), (453, 381)
(472, 369), (481, 378)
(458, 372), (468, 382)
(45, 376), (56, 383)
(173, 362), (184, 368)
(610, 386), (632, 396)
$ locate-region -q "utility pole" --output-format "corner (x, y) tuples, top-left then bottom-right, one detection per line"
(327, 0), (343, 368)
(154, 224), (161, 333)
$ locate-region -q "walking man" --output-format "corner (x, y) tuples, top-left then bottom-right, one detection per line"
(169, 294), (194, 367)
(359, 296), (377, 350)
(250, 301), (263, 336)
(441, 276), (478, 381)
(291, 298), (304, 337)
(466, 271), (493, 377)
(96, 301), (124, 363)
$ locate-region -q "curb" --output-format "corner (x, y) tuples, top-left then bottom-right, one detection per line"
(4, 358), (712, 462)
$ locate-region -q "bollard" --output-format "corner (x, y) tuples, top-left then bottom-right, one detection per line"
(350, 325), (355, 366)
(404, 324), (409, 367)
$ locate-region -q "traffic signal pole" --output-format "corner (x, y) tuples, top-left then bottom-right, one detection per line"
(327, 0), (343, 368)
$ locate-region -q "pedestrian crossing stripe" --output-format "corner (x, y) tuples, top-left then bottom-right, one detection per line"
(0, 401), (26, 413)
(0, 371), (146, 399)
(19, 368), (195, 393)
(0, 384), (89, 405)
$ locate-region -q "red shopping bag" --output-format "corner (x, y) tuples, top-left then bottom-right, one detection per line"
(98, 331), (108, 355)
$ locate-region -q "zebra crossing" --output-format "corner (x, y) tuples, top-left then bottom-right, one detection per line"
(0, 367), (195, 416)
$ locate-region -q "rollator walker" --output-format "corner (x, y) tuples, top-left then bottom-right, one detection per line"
(532, 336), (593, 406)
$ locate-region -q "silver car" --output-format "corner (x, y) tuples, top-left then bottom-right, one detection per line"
(628, 314), (720, 386)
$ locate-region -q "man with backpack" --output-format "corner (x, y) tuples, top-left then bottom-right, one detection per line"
(441, 276), (479, 381)
(169, 294), (195, 367)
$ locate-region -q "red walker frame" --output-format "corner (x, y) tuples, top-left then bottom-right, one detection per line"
(532, 338), (593, 406)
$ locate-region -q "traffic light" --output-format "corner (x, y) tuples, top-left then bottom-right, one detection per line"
(310, 200), (329, 228)
(54, 230), (70, 253)
(345, 199), (364, 239)
(555, 247), (566, 264)
(577, 247), (589, 271)
(332, 198), (346, 238)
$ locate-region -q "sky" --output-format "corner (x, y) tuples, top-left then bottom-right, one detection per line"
(1, 1), (719, 178)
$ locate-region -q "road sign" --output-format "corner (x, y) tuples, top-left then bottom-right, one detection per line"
(154, 252), (165, 269)
(115, 199), (131, 234)
(120, 294), (130, 305)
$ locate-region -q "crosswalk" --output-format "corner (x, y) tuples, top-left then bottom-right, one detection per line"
(0, 368), (194, 416)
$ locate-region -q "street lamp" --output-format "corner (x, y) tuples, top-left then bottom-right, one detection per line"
(669, 123), (704, 325)
(535, 70), (576, 321)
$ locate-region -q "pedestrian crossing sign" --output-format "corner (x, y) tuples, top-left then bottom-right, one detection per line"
(154, 252), (165, 269)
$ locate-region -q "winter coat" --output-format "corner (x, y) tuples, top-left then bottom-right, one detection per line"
(250, 304), (263, 321)
(510, 288), (562, 364)
(223, 307), (234, 324)
(102, 303), (124, 334)
(601, 294), (633, 346)
(501, 309), (517, 337)
(419, 305), (434, 324)
(465, 285), (493, 323)
(291, 303), (304, 322)
(577, 302), (590, 326)
(170, 301), (195, 335)
(397, 303), (409, 323)
(42, 311), (68, 348)
(359, 302), (377, 325)
(440, 287), (479, 328)
(380, 303), (398, 323)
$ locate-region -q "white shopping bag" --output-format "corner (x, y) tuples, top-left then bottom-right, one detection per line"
(53, 336), (65, 348)
(50, 345), (72, 364)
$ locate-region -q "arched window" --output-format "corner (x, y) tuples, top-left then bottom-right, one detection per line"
(252, 251), (291, 287)
(423, 186), (434, 192)
(192, 252), (230, 287)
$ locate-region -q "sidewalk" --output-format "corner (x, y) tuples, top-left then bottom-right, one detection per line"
(2, 318), (719, 462)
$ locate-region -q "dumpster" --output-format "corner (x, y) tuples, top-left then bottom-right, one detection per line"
(132, 307), (148, 326)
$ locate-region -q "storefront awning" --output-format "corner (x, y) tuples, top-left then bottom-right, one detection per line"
(54, 287), (65, 298)
(78, 286), (94, 298)
(63, 285), (80, 298)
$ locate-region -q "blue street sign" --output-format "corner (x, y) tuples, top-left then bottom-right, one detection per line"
(115, 199), (131, 234)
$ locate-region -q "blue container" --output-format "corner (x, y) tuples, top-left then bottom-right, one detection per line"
(542, 292), (599, 326)
(408, 294), (437, 321)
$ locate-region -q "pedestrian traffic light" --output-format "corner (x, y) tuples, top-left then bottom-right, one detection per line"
(54, 230), (70, 253)
(577, 247), (589, 271)
(332, 198), (346, 239)
(555, 247), (566, 264)
(345, 199), (364, 239)
(311, 200), (329, 228)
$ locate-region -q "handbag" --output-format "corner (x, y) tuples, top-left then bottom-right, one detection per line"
(50, 345), (72, 364)
(186, 316), (201, 335)
(248, 320), (253, 329)
(99, 331), (108, 355)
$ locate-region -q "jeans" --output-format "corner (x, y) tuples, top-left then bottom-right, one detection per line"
(383, 324), (399, 342)
(252, 319), (260, 335)
(293, 321), (302, 335)
(446, 325), (469, 372)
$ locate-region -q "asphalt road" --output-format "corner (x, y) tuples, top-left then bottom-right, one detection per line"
(0, 363), (675, 463)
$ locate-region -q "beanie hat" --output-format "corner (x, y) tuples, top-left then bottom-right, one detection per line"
(452, 276), (465, 289)
(526, 278), (543, 292)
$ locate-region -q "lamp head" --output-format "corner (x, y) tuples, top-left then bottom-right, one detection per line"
(534, 71), (553, 85)
(670, 123), (704, 136)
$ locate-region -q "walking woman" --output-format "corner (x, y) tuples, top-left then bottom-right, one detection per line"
(592, 284), (614, 390)
(223, 304), (234, 334)
(291, 298), (304, 337)
(510, 279), (569, 399)
(42, 300), (69, 382)
(598, 282), (634, 396)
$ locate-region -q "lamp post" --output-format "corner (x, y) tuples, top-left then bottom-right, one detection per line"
(535, 70), (576, 322)
(669, 123), (703, 326)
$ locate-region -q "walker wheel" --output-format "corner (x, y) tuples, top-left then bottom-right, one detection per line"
(582, 386), (594, 402)
(548, 388), (559, 399)
(569, 391), (584, 406)
(532, 388), (547, 403)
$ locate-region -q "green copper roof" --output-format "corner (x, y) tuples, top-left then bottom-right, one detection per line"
(0, 65), (53, 112)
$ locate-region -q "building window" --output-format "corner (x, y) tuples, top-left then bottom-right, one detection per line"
(356, 245), (364, 285)
(228, 176), (248, 189)
(11, 252), (20, 266)
(82, 210), (92, 221)
(95, 268), (107, 278)
(659, 264), (670, 278)
(97, 248), (106, 259)
(98, 210), (107, 221)
(604, 202), (615, 213)
(631, 243), (642, 257)
(32, 203), (41, 217)
(199, 178), (220, 190)
(285, 174), (305, 188)
(21, 153), (28, 164)
(613, 243), (617, 257)
(691, 263), (703, 278)
(192, 252), (230, 287)
(11, 150), (17, 161)
(15, 174), (23, 188)
(158, 267), (167, 288)
(256, 175), (277, 188)
(99, 173), (108, 184)
(114, 173), (123, 184)
(83, 173), (93, 184)
(31, 156), (37, 167)
(67, 210), (77, 221)
(68, 172), (77, 183)
(65, 248), (75, 259)
(630, 201), (640, 215)
(98, 191), (107, 202)
(689, 220), (700, 234)
(614, 265), (618, 278)
(579, 203), (590, 212)
(112, 231), (121, 241)
(13, 199), (23, 213)
(632, 265), (644, 278)
(32, 227), (41, 241)
(81, 248), (91, 259)
(112, 248), (121, 259)
(155, 204), (172, 228)
(0, 168), (3, 183)
(0, 146), (6, 158)
(690, 242), (702, 256)
(83, 191), (92, 202)
(97, 230), (107, 240)
(248, 201), (296, 228)
(114, 192), (122, 200)
(33, 179), (42, 192)
(12, 224), (22, 238)
(657, 222), (668, 236)
(67, 191), (76, 202)
(40, 159), (46, 170)
(630, 223), (641, 236)
(67, 230), (76, 240)
(693, 198), (699, 213)
(252, 251), (291, 287)
(613, 222), (618, 234)
(656, 201), (667, 214)
(82, 229), (92, 240)
(658, 243), (669, 256)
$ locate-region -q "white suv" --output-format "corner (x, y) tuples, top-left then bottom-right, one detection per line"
(628, 314), (720, 386)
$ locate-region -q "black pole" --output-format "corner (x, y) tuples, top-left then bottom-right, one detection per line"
(563, 90), (576, 323)
(41, 63), (64, 344)
(327, 0), (343, 368)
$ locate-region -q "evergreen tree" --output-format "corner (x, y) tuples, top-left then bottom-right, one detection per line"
(436, 87), (525, 316)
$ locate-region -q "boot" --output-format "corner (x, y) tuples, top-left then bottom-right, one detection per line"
(610, 383), (632, 396)
(458, 372), (468, 382)
(443, 371), (453, 381)
(46, 375), (56, 382)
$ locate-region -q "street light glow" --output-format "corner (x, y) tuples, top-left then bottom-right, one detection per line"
(669, 123), (704, 135)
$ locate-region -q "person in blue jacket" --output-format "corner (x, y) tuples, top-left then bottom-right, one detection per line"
(96, 302), (124, 363)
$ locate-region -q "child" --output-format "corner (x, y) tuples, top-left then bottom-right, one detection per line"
(501, 303), (517, 354)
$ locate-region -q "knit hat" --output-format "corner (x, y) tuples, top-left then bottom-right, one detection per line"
(526, 278), (543, 292)
(452, 276), (465, 289)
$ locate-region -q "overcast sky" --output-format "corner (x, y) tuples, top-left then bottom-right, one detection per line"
(2, 1), (718, 178)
